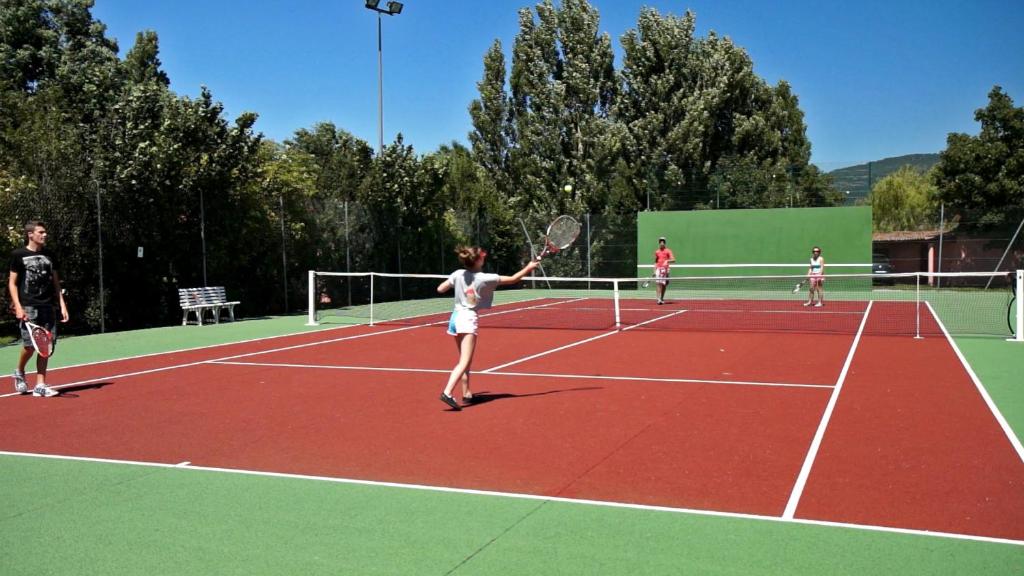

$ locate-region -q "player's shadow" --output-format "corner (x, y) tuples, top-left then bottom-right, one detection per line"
(463, 386), (601, 407)
(55, 381), (113, 398)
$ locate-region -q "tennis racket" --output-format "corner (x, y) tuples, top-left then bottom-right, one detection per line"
(535, 215), (581, 261)
(792, 279), (808, 293)
(23, 320), (54, 358)
(642, 269), (663, 288)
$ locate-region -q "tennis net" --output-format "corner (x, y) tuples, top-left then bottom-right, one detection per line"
(308, 270), (1021, 338)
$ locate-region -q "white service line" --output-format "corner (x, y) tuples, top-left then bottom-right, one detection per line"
(1, 450), (1020, 547)
(213, 361), (449, 375)
(782, 300), (873, 519)
(482, 308), (689, 373)
(211, 360), (832, 390)
(925, 301), (1024, 463)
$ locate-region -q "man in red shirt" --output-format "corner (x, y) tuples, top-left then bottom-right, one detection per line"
(653, 236), (676, 305)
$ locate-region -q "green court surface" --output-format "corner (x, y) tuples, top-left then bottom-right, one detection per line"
(2, 316), (1023, 574)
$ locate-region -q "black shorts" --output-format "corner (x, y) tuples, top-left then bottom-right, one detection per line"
(20, 305), (59, 351)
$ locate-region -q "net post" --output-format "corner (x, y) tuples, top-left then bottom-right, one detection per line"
(306, 270), (318, 326)
(369, 273), (376, 326)
(613, 280), (621, 329)
(914, 273), (922, 339)
(1010, 269), (1024, 343)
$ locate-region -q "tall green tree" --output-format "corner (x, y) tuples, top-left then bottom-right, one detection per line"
(2, 3), (266, 330)
(616, 8), (830, 210)
(868, 165), (938, 232)
(472, 0), (618, 218)
(934, 86), (1024, 227)
(287, 123), (374, 277)
(1, 0), (121, 328)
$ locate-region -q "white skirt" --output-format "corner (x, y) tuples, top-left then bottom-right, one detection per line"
(447, 308), (479, 336)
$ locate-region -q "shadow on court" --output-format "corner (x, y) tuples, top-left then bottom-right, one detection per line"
(56, 381), (114, 398)
(461, 386), (602, 408)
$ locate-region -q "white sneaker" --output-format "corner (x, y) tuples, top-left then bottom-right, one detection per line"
(32, 384), (59, 397)
(814, 302), (823, 307)
(802, 301), (812, 307)
(13, 371), (28, 394)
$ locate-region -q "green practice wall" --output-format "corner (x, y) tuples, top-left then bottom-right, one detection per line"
(637, 207), (872, 275)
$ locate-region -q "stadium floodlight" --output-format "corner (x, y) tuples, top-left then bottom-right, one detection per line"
(365, 0), (402, 16)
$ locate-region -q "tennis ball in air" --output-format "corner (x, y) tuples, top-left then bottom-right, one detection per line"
(564, 184), (573, 193)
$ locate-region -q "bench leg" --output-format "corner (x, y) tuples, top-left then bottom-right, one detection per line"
(183, 310), (188, 326)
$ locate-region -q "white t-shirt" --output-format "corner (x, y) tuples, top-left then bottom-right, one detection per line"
(809, 256), (824, 276)
(448, 269), (501, 310)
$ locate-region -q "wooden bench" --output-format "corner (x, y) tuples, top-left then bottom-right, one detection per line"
(178, 287), (240, 326)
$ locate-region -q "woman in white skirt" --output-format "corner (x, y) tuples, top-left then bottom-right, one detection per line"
(437, 246), (539, 410)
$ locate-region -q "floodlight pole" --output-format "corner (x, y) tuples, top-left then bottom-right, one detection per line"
(365, 2), (403, 155)
(376, 12), (383, 154)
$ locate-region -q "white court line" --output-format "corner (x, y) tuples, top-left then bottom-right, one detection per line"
(925, 301), (1024, 463)
(6, 321), (367, 377)
(482, 309), (690, 373)
(0, 322), (434, 399)
(1, 450), (1019, 547)
(0, 298), (599, 400)
(782, 300), (873, 519)
(214, 361), (449, 375)
(211, 360), (832, 390)
(617, 307), (860, 317)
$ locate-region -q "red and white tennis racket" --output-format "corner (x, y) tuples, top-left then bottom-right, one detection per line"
(23, 320), (54, 358)
(535, 215), (581, 261)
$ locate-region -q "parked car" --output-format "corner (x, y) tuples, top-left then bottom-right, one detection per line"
(872, 253), (895, 284)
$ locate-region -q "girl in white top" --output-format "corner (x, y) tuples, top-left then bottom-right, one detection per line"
(804, 246), (825, 307)
(437, 246), (539, 411)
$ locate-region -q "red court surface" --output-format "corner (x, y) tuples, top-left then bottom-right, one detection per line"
(795, 331), (1024, 539)
(2, 308), (1023, 542)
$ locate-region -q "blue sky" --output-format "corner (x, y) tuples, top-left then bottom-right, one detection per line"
(91, 0), (1024, 171)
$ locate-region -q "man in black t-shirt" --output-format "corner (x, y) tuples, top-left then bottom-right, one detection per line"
(8, 220), (69, 397)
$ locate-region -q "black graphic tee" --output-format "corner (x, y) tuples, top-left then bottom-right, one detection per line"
(9, 247), (59, 307)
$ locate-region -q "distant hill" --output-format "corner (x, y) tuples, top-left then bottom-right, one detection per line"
(827, 153), (940, 204)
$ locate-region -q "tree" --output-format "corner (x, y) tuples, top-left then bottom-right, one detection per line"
(934, 86), (1024, 227)
(616, 8), (831, 210)
(286, 123), (374, 278)
(471, 0), (618, 219)
(868, 165), (938, 232)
